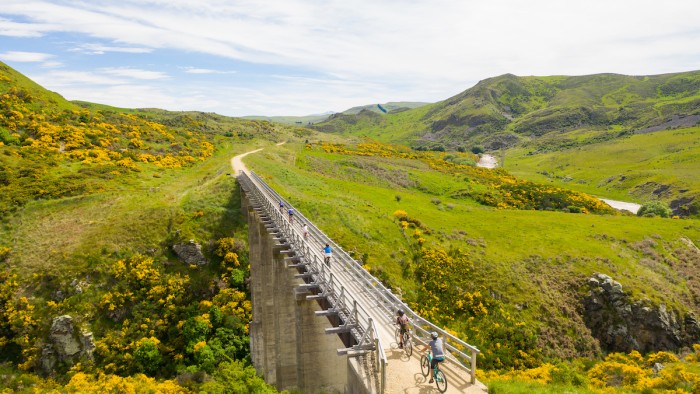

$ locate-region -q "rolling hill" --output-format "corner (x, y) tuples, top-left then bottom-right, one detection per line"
(311, 71), (700, 217)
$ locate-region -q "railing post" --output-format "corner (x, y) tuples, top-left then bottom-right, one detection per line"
(471, 349), (477, 384)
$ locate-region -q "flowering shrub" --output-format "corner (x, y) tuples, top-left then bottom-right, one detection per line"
(311, 141), (616, 214)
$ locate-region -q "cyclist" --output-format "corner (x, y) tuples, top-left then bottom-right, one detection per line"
(396, 309), (410, 349)
(288, 208), (294, 224)
(323, 243), (332, 267)
(279, 201), (284, 213)
(421, 331), (445, 383)
(303, 224), (309, 240)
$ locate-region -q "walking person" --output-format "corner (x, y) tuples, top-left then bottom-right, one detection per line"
(323, 243), (332, 267)
(279, 201), (284, 213)
(288, 208), (294, 224)
(303, 224), (309, 240)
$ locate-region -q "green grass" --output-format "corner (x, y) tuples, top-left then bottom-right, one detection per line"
(503, 126), (700, 204)
(2, 139), (256, 275)
(245, 142), (700, 304)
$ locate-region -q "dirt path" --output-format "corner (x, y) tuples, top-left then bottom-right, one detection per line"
(230, 141), (286, 175)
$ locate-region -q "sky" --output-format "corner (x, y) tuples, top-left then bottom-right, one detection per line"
(1, 1), (700, 117)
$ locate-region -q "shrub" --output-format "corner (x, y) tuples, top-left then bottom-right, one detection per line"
(638, 201), (672, 218)
(133, 337), (163, 374)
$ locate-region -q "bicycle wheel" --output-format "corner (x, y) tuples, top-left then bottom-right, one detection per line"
(394, 327), (401, 344)
(402, 333), (413, 357)
(420, 355), (430, 377)
(435, 369), (448, 393)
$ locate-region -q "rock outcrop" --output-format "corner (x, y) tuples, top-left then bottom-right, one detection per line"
(172, 240), (207, 265)
(40, 315), (95, 375)
(583, 273), (700, 352)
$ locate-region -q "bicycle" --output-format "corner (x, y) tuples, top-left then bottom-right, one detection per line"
(421, 350), (448, 392)
(394, 325), (413, 357)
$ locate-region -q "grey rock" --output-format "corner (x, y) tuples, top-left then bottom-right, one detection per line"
(50, 315), (81, 361)
(172, 240), (207, 265)
(38, 315), (96, 376)
(652, 362), (664, 374)
(583, 273), (691, 353)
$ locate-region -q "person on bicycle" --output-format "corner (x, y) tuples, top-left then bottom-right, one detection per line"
(323, 243), (332, 267)
(396, 309), (410, 349)
(288, 208), (294, 224)
(421, 331), (445, 383)
(303, 224), (309, 240)
(279, 201), (284, 212)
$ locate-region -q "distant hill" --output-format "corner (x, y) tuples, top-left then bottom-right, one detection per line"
(312, 71), (700, 150)
(242, 101), (429, 125)
(340, 101), (429, 115)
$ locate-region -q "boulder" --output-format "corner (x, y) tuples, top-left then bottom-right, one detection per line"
(39, 315), (95, 376)
(172, 240), (207, 265)
(582, 273), (696, 353)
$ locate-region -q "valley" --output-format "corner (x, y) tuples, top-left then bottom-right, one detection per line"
(1, 61), (699, 393)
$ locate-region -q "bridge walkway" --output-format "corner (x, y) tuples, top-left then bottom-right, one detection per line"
(238, 167), (487, 393)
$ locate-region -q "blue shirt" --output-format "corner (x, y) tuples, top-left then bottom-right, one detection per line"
(323, 245), (331, 254)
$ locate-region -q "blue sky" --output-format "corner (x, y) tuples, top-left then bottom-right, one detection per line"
(1, 0), (700, 117)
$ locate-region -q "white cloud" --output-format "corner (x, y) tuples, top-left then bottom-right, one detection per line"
(101, 67), (169, 80)
(41, 61), (63, 68)
(2, 0), (700, 115)
(183, 67), (236, 75)
(0, 51), (53, 62)
(71, 43), (153, 55)
(0, 17), (53, 37)
(32, 70), (128, 87)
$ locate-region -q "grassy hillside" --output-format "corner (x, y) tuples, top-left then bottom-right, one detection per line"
(311, 71), (700, 217)
(0, 61), (306, 392)
(313, 71), (700, 149)
(504, 126), (700, 216)
(245, 140), (700, 391)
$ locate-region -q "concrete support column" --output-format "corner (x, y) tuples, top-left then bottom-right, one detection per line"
(295, 290), (347, 393)
(272, 246), (301, 390)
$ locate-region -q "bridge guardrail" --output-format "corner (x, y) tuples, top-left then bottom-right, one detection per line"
(243, 170), (479, 385)
(240, 172), (388, 391)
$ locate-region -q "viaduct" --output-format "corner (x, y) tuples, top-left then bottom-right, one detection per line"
(239, 170), (488, 393)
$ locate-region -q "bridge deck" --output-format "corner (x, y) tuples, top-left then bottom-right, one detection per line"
(237, 162), (487, 393)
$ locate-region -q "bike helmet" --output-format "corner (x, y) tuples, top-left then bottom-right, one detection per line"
(430, 331), (438, 339)
(397, 309), (404, 316)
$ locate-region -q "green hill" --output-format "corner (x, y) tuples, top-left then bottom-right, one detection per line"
(311, 71), (700, 217)
(313, 71), (700, 149)
(241, 101), (429, 125)
(0, 61), (314, 392)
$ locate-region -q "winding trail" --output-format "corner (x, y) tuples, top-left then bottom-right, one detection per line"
(231, 141), (286, 175)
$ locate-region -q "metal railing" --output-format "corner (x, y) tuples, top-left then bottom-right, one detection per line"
(239, 172), (388, 391)
(240, 170), (479, 386)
